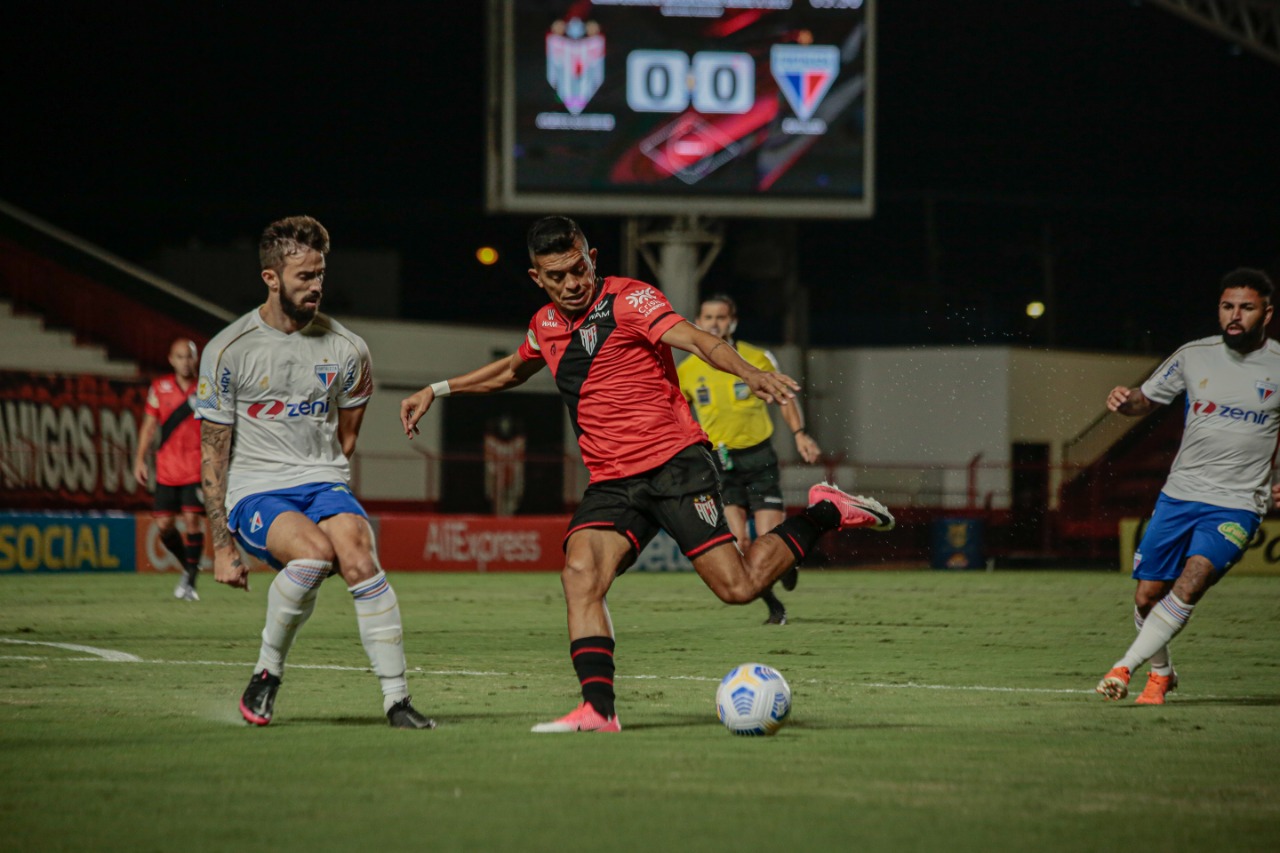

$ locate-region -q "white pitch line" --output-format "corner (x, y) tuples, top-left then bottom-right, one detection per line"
(0, 638), (142, 662)
(0, 640), (1102, 696)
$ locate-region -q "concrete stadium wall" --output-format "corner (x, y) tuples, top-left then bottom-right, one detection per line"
(339, 316), (1162, 509)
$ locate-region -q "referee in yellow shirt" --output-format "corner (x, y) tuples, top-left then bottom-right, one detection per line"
(678, 295), (821, 625)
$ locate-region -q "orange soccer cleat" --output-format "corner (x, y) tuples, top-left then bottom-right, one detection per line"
(1095, 666), (1131, 701)
(1134, 671), (1178, 705)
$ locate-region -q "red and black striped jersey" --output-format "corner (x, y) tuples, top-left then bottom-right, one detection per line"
(144, 374), (201, 486)
(517, 276), (707, 482)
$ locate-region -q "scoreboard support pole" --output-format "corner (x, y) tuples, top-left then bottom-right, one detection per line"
(623, 216), (725, 320)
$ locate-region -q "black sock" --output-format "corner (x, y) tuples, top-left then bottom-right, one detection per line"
(570, 636), (615, 719)
(183, 532), (203, 586)
(160, 527), (184, 564)
(771, 501), (840, 562)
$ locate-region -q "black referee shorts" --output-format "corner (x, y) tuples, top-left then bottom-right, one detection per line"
(565, 443), (735, 566)
(716, 439), (784, 513)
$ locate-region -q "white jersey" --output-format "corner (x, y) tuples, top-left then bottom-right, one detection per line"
(194, 309), (373, 512)
(1141, 335), (1280, 515)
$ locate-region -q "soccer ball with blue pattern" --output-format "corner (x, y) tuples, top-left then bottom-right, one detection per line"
(715, 663), (791, 736)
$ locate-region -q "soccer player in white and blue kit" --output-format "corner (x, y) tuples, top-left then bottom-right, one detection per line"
(1097, 268), (1280, 704)
(198, 215), (434, 728)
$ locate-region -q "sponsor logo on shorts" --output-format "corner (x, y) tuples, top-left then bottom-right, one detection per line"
(250, 511), (264, 533)
(693, 493), (719, 527)
(1218, 521), (1248, 548)
(1133, 550), (1142, 571)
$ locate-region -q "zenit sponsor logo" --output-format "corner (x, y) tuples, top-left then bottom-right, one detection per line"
(1190, 400), (1270, 425)
(247, 399), (331, 419)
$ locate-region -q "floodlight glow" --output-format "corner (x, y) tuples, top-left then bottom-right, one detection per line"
(1026, 301), (1046, 319)
(476, 247), (499, 266)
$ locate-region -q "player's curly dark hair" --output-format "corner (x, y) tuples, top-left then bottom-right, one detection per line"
(259, 215), (330, 271)
(1220, 268), (1274, 301)
(527, 215), (587, 261)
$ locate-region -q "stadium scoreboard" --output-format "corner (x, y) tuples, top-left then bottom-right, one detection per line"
(487, 0), (875, 219)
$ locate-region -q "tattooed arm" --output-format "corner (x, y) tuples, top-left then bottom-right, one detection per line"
(201, 420), (249, 591)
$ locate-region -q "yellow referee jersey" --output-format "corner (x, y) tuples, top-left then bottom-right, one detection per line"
(677, 341), (779, 450)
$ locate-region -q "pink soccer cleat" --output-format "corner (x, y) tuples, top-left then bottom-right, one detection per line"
(530, 701), (621, 733)
(808, 483), (895, 531)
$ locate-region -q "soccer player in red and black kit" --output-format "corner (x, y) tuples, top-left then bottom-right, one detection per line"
(400, 217), (894, 732)
(134, 338), (206, 601)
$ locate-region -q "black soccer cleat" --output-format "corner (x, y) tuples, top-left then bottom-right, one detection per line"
(239, 669), (281, 726)
(387, 697), (437, 729)
(780, 565), (799, 592)
(762, 588), (788, 626)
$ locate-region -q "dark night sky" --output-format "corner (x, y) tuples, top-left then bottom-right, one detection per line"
(4, 1), (1278, 352)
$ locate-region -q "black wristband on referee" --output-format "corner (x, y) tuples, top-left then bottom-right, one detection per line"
(793, 427), (805, 436)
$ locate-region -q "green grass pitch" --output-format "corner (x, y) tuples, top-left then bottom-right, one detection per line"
(3, 569), (1279, 852)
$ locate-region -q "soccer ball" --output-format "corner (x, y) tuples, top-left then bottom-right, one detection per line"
(715, 663), (791, 736)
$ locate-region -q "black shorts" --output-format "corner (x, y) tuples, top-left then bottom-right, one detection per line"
(154, 483), (204, 516)
(716, 440), (783, 513)
(566, 443), (735, 563)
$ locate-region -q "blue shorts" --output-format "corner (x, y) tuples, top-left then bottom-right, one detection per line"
(1132, 493), (1260, 582)
(228, 482), (367, 569)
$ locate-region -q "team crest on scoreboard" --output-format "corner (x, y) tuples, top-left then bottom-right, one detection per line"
(693, 493), (719, 527)
(1256, 380), (1277, 403)
(546, 17), (604, 116)
(579, 323), (599, 355)
(770, 44), (839, 122)
(315, 363), (339, 390)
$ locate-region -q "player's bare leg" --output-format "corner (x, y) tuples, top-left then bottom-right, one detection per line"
(533, 529), (628, 733)
(726, 504), (786, 625)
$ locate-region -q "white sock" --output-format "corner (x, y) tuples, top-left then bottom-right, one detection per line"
(1118, 594), (1194, 672)
(348, 571), (409, 711)
(255, 559), (328, 677)
(1134, 607), (1173, 676)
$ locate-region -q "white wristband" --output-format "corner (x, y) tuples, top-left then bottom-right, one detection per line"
(430, 380), (451, 398)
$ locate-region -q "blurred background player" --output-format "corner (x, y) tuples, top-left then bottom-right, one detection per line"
(1096, 268), (1280, 705)
(198, 215), (434, 729)
(678, 295), (823, 625)
(401, 216), (893, 733)
(134, 337), (205, 601)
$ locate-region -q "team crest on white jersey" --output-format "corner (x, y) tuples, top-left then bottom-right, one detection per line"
(693, 493), (719, 527)
(579, 324), (599, 355)
(315, 363), (339, 390)
(1257, 381), (1277, 403)
(546, 18), (605, 116)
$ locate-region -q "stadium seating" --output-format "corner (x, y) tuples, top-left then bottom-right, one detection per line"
(0, 298), (139, 378)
